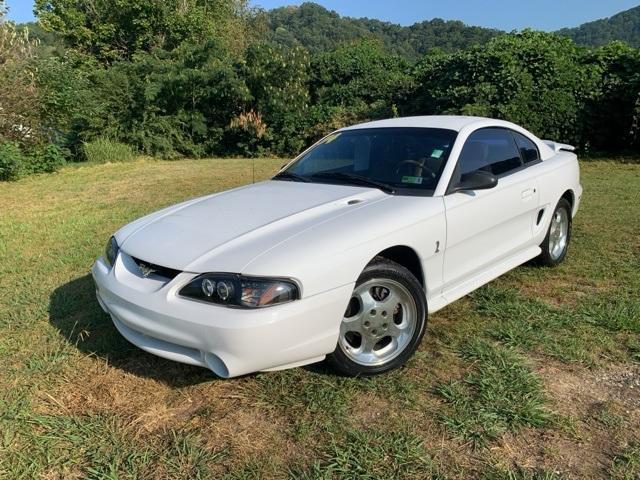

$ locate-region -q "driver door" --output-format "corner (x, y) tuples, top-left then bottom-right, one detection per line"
(442, 128), (539, 291)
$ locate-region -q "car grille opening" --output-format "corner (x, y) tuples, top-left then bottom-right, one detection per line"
(131, 256), (182, 281)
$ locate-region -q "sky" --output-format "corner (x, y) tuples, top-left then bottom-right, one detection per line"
(5, 0), (640, 31)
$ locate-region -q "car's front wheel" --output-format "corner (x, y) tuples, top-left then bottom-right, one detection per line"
(327, 258), (427, 376)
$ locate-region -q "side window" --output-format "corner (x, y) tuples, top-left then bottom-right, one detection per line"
(457, 128), (523, 177)
(512, 131), (540, 164)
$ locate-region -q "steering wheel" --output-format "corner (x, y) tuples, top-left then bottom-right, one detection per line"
(394, 159), (438, 179)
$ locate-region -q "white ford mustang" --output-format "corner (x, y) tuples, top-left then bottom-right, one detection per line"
(93, 116), (582, 378)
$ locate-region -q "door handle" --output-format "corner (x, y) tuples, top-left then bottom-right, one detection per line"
(521, 188), (535, 199)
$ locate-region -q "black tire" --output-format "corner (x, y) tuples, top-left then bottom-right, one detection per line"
(326, 257), (427, 376)
(537, 198), (572, 267)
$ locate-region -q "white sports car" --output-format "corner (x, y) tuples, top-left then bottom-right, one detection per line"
(93, 116), (582, 378)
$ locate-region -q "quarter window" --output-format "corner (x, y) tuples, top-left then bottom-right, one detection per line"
(457, 128), (523, 177)
(513, 131), (540, 164)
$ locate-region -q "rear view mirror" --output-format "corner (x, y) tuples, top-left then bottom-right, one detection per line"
(452, 170), (498, 193)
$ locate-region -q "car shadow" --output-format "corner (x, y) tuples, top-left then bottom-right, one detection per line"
(48, 274), (214, 387)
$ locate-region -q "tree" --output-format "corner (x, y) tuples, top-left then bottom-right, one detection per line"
(584, 42), (640, 151)
(83, 39), (252, 158)
(35, 0), (250, 63)
(311, 40), (414, 119)
(0, 12), (43, 148)
(240, 42), (310, 155)
(409, 31), (599, 146)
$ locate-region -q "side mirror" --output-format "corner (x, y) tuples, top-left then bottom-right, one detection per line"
(452, 170), (498, 193)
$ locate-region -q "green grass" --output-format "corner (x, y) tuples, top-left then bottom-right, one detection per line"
(0, 158), (638, 478)
(470, 286), (636, 366)
(1, 407), (226, 478)
(482, 467), (563, 480)
(609, 442), (640, 480)
(291, 428), (442, 480)
(435, 339), (549, 446)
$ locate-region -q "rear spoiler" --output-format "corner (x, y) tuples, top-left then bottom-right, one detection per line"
(543, 140), (576, 153)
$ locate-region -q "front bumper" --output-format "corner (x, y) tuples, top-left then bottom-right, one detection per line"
(91, 254), (353, 378)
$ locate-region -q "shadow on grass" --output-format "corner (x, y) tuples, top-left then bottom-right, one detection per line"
(48, 274), (213, 387)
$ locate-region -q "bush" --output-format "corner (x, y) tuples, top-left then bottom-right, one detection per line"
(0, 142), (25, 181)
(83, 139), (136, 164)
(26, 144), (67, 174)
(408, 31), (599, 147)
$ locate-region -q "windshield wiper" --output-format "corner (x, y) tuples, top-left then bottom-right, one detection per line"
(272, 171), (311, 183)
(310, 172), (396, 194)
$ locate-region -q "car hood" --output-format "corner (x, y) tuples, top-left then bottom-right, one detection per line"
(118, 180), (389, 272)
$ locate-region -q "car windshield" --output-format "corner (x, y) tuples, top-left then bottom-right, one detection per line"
(277, 127), (457, 195)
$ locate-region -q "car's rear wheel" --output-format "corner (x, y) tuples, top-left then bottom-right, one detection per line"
(327, 258), (427, 376)
(537, 198), (572, 267)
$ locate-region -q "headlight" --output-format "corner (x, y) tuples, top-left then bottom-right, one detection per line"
(179, 274), (300, 308)
(104, 236), (119, 267)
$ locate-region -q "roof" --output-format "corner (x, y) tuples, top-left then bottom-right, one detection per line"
(341, 115), (500, 133)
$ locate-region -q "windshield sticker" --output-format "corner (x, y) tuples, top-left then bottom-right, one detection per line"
(322, 133), (341, 144)
(401, 176), (423, 185)
(431, 149), (444, 158)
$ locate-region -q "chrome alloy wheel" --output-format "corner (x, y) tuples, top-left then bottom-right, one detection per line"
(338, 278), (417, 367)
(549, 208), (569, 260)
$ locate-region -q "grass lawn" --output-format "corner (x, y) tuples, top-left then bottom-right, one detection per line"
(0, 158), (638, 479)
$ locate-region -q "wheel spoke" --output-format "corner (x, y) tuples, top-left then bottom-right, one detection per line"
(381, 290), (400, 309)
(387, 321), (408, 338)
(358, 289), (376, 313)
(340, 318), (362, 336)
(360, 334), (377, 354)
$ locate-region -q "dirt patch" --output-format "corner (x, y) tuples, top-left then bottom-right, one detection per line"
(593, 365), (640, 408)
(540, 361), (640, 416)
(202, 406), (298, 463)
(491, 359), (640, 479)
(347, 393), (393, 426)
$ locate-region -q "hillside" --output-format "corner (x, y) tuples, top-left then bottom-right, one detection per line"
(262, 2), (501, 60)
(557, 5), (640, 47)
(263, 2), (640, 57)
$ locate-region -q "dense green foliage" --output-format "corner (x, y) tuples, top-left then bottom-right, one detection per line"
(1, 1), (639, 180)
(34, 0), (250, 63)
(409, 32), (599, 147)
(559, 6), (640, 47)
(0, 142), (24, 181)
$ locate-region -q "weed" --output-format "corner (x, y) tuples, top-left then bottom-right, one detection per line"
(83, 139), (136, 164)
